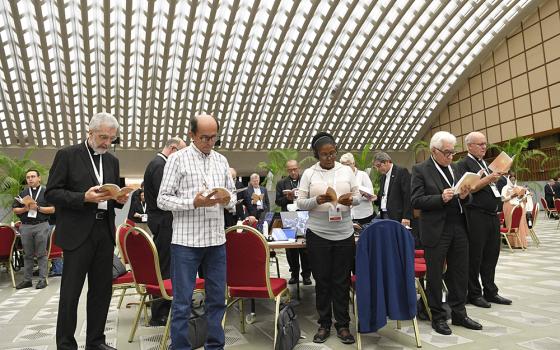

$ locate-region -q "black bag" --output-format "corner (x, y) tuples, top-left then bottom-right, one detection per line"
(112, 254), (127, 279)
(189, 298), (208, 349)
(275, 303), (301, 350)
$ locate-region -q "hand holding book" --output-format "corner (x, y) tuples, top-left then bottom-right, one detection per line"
(96, 184), (135, 199)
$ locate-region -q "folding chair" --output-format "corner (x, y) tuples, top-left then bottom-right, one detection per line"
(500, 205), (524, 252)
(0, 224), (17, 287)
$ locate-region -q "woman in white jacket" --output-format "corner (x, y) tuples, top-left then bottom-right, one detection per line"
(297, 132), (360, 345)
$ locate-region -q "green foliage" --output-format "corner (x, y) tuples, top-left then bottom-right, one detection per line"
(488, 137), (548, 178)
(257, 149), (315, 187)
(351, 143), (381, 193)
(412, 140), (430, 162)
(0, 149), (49, 222)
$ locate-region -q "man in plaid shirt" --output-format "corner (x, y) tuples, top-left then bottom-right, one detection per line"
(158, 114), (235, 350)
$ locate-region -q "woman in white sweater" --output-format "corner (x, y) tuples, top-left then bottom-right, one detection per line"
(297, 132), (360, 345)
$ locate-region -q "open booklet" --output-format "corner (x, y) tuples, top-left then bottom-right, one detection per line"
(453, 172), (481, 194)
(488, 151), (514, 174)
(325, 186), (353, 207)
(97, 184), (135, 199)
(204, 187), (246, 201)
(358, 185), (376, 200)
(14, 195), (36, 206)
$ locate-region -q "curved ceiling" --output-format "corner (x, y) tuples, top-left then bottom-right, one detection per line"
(0, 0), (539, 152)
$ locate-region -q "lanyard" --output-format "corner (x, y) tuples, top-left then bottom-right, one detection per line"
(141, 202), (146, 213)
(85, 142), (103, 185)
(431, 156), (454, 187)
(467, 153), (490, 174)
(29, 187), (42, 201)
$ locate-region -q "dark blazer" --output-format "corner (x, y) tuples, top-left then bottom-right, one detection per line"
(544, 183), (557, 207)
(275, 176), (299, 211)
(373, 164), (412, 221)
(456, 155), (500, 213)
(411, 158), (470, 248)
(243, 185), (270, 218)
(143, 153), (171, 220)
(127, 197), (146, 223)
(45, 141), (122, 251)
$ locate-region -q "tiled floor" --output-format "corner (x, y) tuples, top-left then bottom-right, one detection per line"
(1, 212), (559, 350)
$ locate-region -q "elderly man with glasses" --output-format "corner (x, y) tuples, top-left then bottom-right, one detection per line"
(457, 131), (512, 309)
(411, 131), (482, 336)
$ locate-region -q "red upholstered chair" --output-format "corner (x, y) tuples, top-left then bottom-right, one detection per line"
(540, 197), (557, 220)
(126, 218), (136, 227)
(500, 205), (524, 252)
(528, 203), (541, 247)
(45, 228), (63, 285)
(0, 224), (17, 287)
(223, 225), (289, 349)
(498, 212), (505, 226)
(124, 226), (204, 348)
(112, 223), (136, 309)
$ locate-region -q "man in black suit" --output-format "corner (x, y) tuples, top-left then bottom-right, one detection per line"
(224, 167), (246, 228)
(411, 131), (482, 336)
(243, 173), (270, 219)
(373, 152), (412, 227)
(458, 132), (512, 309)
(46, 113), (129, 350)
(275, 160), (311, 285)
(143, 136), (186, 326)
(545, 178), (558, 216)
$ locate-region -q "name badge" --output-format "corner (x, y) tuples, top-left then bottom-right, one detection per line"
(328, 206), (342, 222)
(98, 201), (108, 210)
(27, 209), (37, 218)
(490, 183), (501, 198)
(205, 205), (220, 219)
(141, 214), (148, 222)
(381, 195), (388, 209)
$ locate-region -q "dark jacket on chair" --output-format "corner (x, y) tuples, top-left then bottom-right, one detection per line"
(355, 219), (416, 333)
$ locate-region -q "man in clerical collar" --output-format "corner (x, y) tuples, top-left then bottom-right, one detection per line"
(411, 131), (481, 336)
(13, 169), (55, 290)
(458, 131), (512, 309)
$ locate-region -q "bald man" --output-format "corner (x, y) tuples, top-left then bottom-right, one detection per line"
(158, 114), (236, 349)
(457, 131), (512, 308)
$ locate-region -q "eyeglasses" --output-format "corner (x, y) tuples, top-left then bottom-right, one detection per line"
(198, 135), (217, 143)
(435, 148), (457, 158)
(95, 132), (118, 142)
(373, 162), (385, 169)
(318, 151), (337, 159)
(470, 142), (487, 147)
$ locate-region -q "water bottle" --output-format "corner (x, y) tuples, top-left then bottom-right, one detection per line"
(262, 220), (269, 238)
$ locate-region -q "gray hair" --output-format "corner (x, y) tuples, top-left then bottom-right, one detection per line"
(339, 153), (355, 164)
(430, 131), (456, 150)
(250, 173), (260, 180)
(88, 112), (119, 131)
(373, 151), (392, 163)
(165, 136), (184, 148)
(464, 131), (484, 145)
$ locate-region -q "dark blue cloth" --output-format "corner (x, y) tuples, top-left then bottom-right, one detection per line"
(355, 219), (416, 333)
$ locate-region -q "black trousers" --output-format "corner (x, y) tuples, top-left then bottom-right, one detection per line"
(148, 213), (173, 320)
(286, 248), (311, 279)
(306, 229), (354, 330)
(465, 208), (500, 299)
(424, 216), (469, 322)
(56, 219), (113, 350)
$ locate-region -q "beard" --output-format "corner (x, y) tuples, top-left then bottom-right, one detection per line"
(88, 138), (109, 154)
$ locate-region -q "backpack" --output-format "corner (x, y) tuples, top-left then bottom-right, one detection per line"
(189, 297), (208, 349)
(275, 303), (301, 350)
(112, 254), (127, 279)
